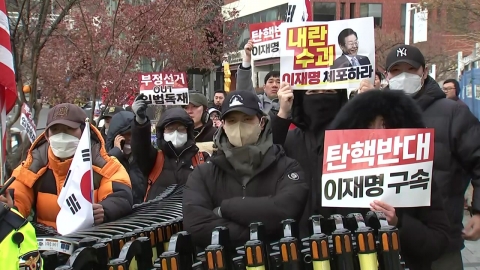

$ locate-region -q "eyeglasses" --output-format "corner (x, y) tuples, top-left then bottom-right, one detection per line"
(164, 125), (187, 133)
(442, 87), (455, 92)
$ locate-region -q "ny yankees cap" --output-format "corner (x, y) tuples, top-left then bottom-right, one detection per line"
(386, 44), (426, 72)
(221, 90), (263, 119)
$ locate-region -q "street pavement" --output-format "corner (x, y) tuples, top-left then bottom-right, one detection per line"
(463, 213), (480, 269)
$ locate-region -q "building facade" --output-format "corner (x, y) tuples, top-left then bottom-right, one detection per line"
(222, 0), (425, 90)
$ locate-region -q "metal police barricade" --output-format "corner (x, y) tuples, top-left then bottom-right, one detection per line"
(35, 185), (183, 270)
(34, 184), (406, 270)
(160, 214), (404, 270)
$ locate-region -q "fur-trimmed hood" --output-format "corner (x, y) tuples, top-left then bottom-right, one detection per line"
(328, 89), (426, 129)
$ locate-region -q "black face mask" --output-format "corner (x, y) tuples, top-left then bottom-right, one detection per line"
(302, 93), (342, 131)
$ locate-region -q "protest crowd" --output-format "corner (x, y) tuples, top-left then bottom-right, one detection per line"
(1, 3), (480, 270)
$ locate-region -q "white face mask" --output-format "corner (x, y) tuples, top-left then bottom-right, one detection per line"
(123, 144), (131, 155)
(49, 133), (80, 159)
(389, 72), (424, 94)
(164, 131), (188, 148)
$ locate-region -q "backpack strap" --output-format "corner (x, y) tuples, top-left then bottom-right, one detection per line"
(143, 151), (204, 202)
(144, 151), (165, 202)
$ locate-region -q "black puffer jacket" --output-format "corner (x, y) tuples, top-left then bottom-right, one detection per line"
(131, 107), (209, 201)
(328, 89), (450, 270)
(270, 90), (349, 237)
(194, 119), (217, 142)
(405, 76), (480, 253)
(183, 117), (308, 249)
(106, 111), (146, 204)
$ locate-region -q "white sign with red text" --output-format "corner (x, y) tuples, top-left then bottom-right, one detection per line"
(138, 72), (189, 106)
(280, 18), (375, 90)
(20, 103), (37, 143)
(249, 21), (282, 61)
(322, 129), (435, 208)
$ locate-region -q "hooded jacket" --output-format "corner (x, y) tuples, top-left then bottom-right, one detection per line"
(194, 119), (217, 143)
(131, 107), (208, 201)
(99, 106), (125, 142)
(8, 125), (133, 229)
(270, 90), (349, 237)
(106, 111), (146, 204)
(444, 79), (468, 106)
(183, 117), (308, 248)
(399, 76), (480, 253)
(328, 89), (450, 270)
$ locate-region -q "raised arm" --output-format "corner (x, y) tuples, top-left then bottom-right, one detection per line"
(236, 39), (255, 94)
(271, 82), (294, 145)
(131, 95), (158, 175)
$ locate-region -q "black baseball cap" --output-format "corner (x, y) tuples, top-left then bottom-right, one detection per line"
(103, 106), (124, 118)
(221, 91), (263, 119)
(385, 44), (426, 72)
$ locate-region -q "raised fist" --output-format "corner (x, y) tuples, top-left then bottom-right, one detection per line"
(132, 94), (148, 124)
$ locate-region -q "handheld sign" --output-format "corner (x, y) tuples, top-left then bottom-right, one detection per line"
(138, 72), (189, 106)
(322, 128), (435, 208)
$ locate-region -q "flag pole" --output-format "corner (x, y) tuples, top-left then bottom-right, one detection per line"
(85, 117), (94, 204)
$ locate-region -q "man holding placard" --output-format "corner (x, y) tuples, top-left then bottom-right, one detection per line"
(326, 88), (450, 269)
(237, 40), (281, 117)
(359, 44), (480, 270)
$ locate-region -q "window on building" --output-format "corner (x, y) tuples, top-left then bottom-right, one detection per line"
(139, 57), (154, 72)
(340, 3), (346, 20)
(313, 2), (336, 21)
(350, 3), (355, 18)
(400, 4), (415, 32)
(360, 3), (382, 27)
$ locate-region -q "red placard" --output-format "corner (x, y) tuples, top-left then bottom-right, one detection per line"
(249, 21), (282, 43)
(323, 129), (435, 174)
(138, 72), (188, 91)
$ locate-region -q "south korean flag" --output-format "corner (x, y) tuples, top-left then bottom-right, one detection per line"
(285, 0), (312, 23)
(56, 120), (94, 235)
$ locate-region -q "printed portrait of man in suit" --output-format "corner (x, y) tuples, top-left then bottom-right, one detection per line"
(330, 28), (371, 69)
